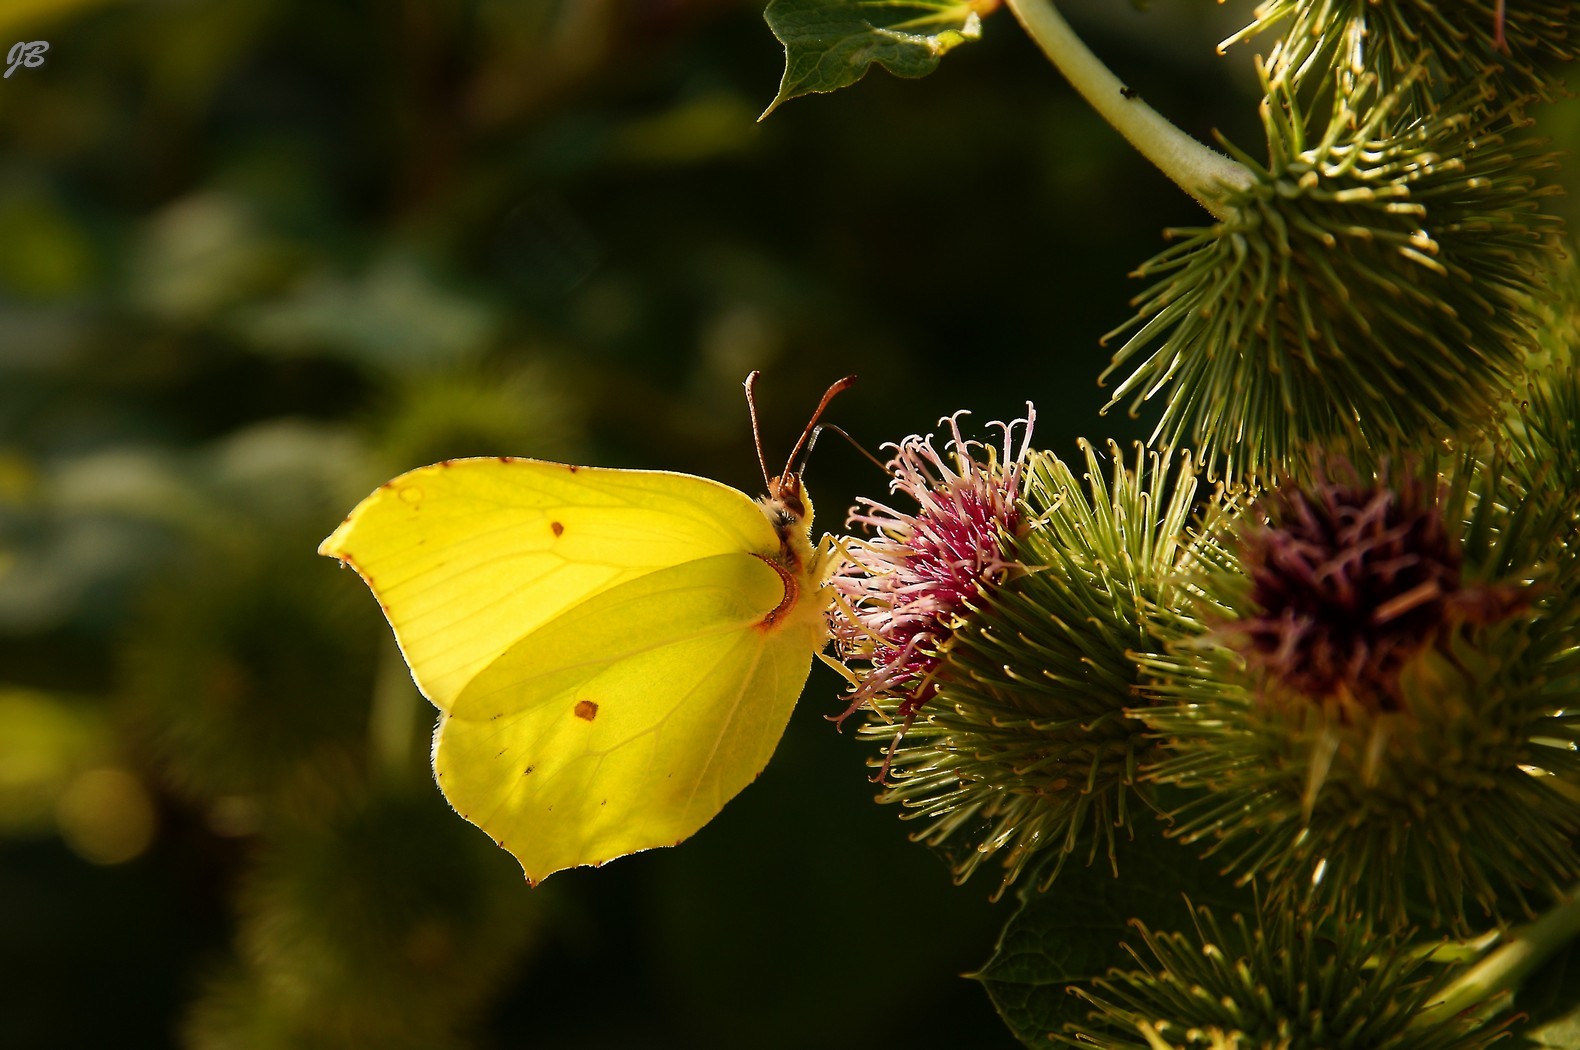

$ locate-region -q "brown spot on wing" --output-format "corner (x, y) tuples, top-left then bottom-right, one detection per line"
(551, 521), (565, 537)
(574, 699), (599, 721)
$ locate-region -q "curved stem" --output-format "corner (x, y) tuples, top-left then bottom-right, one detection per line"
(1424, 884), (1580, 1023)
(1003, 0), (1251, 218)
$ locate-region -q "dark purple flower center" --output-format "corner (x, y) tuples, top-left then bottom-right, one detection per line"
(1237, 470), (1472, 710)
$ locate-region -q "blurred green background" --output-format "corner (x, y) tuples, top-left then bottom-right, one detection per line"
(2, 1), (1575, 1046)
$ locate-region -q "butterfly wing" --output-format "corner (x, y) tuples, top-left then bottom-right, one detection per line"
(318, 458), (783, 712)
(435, 550), (830, 882)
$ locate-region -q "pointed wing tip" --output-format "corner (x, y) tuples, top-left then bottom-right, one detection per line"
(517, 854), (558, 887)
(522, 860), (548, 887)
(500, 836), (670, 886)
(316, 522), (352, 561)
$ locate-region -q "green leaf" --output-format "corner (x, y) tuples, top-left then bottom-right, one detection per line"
(761, 0), (988, 117)
(972, 816), (1255, 1046)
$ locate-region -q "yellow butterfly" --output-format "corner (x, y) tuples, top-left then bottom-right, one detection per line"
(319, 374), (851, 883)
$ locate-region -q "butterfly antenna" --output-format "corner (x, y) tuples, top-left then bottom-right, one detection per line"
(743, 370), (773, 489)
(816, 423), (888, 475)
(780, 375), (857, 481)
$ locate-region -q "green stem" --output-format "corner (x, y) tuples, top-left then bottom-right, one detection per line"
(1002, 0), (1251, 218)
(1423, 883), (1580, 1022)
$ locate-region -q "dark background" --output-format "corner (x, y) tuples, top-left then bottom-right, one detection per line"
(0, 1), (1573, 1046)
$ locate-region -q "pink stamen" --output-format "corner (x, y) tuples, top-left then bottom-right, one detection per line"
(828, 407), (1036, 780)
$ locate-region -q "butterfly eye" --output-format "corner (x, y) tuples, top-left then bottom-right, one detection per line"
(768, 475), (807, 521)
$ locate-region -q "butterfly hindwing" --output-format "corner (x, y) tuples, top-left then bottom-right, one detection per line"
(435, 551), (827, 881)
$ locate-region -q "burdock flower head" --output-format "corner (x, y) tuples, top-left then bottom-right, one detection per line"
(829, 408), (1035, 770)
(835, 430), (1208, 894)
(1140, 452), (1580, 930)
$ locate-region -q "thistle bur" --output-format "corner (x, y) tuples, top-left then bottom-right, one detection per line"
(838, 436), (1210, 894)
(1139, 455), (1580, 930)
(1223, 0), (1579, 109)
(1102, 68), (1562, 486)
(1058, 907), (1507, 1050)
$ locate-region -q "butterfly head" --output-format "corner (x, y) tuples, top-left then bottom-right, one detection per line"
(746, 371), (854, 566)
(763, 471), (811, 528)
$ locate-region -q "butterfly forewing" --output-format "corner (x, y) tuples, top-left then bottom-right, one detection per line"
(318, 459), (784, 712)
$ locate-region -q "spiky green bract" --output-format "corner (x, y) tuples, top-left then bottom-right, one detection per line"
(1501, 258), (1580, 503)
(1101, 70), (1562, 487)
(1136, 455), (1580, 932)
(1223, 0), (1577, 111)
(1056, 907), (1507, 1050)
(1504, 359), (1580, 512)
(856, 441), (1211, 897)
